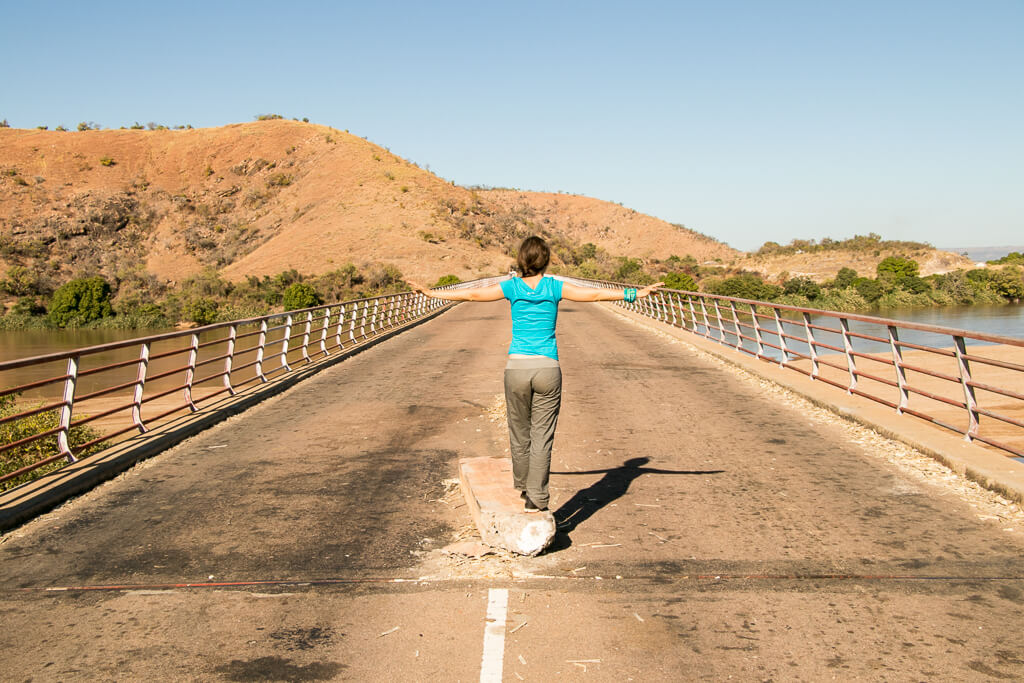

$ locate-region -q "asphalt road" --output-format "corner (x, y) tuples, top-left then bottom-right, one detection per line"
(2, 300), (1023, 681)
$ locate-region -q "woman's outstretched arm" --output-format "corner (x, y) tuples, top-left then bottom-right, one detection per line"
(561, 281), (665, 302)
(408, 281), (505, 302)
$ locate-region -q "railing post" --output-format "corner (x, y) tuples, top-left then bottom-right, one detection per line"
(370, 300), (379, 336)
(184, 333), (200, 409)
(656, 292), (668, 322)
(255, 321), (268, 383)
(750, 304), (764, 357)
(668, 293), (678, 327)
(729, 301), (743, 350)
(888, 325), (908, 414)
(281, 315), (294, 372)
(131, 342), (150, 433)
(224, 324), (237, 395)
(335, 305), (346, 350)
(699, 299), (712, 338)
(350, 304), (359, 345)
(774, 308), (789, 367)
(360, 301), (369, 340)
(803, 312), (819, 380)
(319, 308), (331, 356)
(56, 355), (80, 463)
(687, 297), (699, 333)
(711, 299), (726, 342)
(301, 312), (313, 363)
(840, 318), (857, 394)
(953, 335), (980, 441)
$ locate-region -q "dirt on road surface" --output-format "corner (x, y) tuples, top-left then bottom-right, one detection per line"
(2, 301), (1023, 681)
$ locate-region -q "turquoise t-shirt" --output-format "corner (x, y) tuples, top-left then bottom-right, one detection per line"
(500, 276), (564, 360)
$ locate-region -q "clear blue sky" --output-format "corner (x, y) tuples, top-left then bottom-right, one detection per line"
(2, 0), (1021, 251)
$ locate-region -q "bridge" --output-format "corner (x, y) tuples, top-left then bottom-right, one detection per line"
(2, 281), (1024, 680)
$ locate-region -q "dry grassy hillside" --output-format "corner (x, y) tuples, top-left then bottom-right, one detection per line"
(480, 189), (736, 264)
(739, 245), (976, 283)
(0, 120), (735, 290)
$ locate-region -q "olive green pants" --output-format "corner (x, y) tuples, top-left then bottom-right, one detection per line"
(504, 364), (562, 508)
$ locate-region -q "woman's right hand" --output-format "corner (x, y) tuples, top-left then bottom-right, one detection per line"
(408, 281), (431, 296)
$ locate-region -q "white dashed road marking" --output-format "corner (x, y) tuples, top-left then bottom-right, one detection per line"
(480, 588), (509, 682)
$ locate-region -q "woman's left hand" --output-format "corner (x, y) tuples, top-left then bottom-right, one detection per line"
(637, 282), (665, 299)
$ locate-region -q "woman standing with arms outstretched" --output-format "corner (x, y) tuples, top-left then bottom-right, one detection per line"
(411, 236), (662, 513)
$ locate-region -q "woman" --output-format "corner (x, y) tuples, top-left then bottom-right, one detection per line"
(411, 236), (663, 513)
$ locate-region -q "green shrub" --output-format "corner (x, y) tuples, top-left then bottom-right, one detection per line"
(76, 121), (100, 131)
(992, 268), (1024, 300)
(615, 257), (651, 284)
(876, 256), (919, 280)
(48, 276), (114, 327)
(99, 156), (115, 166)
(185, 298), (219, 325)
(11, 296), (46, 316)
(988, 252), (1024, 266)
(853, 277), (883, 302)
(282, 282), (323, 310)
(899, 275), (931, 294)
(1, 265), (40, 296)
(703, 273), (781, 301)
(266, 173), (292, 187)
(256, 113), (284, 120)
(783, 276), (821, 300)
(0, 119), (9, 128)
(433, 275), (461, 287)
(1, 394), (107, 491)
(662, 272), (697, 291)
(832, 267), (857, 289)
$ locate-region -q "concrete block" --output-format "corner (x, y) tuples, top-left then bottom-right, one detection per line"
(458, 457), (555, 556)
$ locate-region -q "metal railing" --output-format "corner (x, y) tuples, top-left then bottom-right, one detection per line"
(563, 277), (1024, 458)
(0, 278), (504, 488)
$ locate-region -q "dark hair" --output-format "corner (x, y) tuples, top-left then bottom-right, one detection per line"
(516, 236), (550, 277)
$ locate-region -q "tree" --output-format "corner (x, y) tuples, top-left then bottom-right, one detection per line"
(185, 298), (219, 325)
(1, 265), (39, 296)
(662, 272), (697, 292)
(853, 277), (883, 302)
(833, 267), (857, 289)
(783, 276), (821, 300)
(48, 276), (114, 327)
(899, 275), (931, 294)
(432, 275), (461, 287)
(704, 274), (781, 301)
(992, 268), (1024, 301)
(876, 256), (919, 280)
(282, 282), (323, 311)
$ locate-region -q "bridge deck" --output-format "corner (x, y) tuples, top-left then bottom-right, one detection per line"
(2, 301), (1023, 680)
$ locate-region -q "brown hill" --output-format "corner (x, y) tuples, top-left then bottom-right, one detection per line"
(0, 120), (737, 292)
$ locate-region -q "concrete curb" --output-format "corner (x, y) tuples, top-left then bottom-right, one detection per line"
(599, 302), (1024, 504)
(459, 457), (556, 556)
(0, 306), (453, 532)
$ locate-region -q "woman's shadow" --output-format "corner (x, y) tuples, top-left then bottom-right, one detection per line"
(549, 457), (724, 550)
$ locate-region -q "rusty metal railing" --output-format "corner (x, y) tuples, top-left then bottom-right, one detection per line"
(0, 278), (502, 488)
(562, 277), (1024, 458)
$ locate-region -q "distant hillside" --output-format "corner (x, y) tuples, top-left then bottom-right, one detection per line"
(940, 246), (1024, 263)
(737, 235), (975, 283)
(0, 120), (737, 294)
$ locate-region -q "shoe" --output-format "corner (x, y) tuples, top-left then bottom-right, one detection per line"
(519, 490), (527, 500)
(524, 496), (548, 513)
